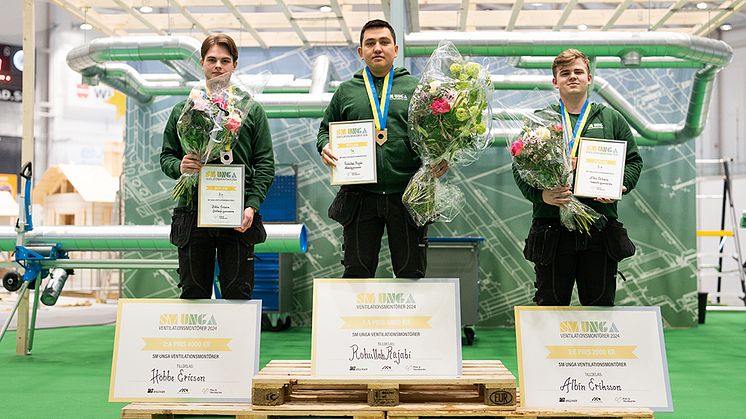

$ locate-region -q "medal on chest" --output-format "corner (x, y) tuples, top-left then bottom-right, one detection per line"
(363, 67), (393, 146)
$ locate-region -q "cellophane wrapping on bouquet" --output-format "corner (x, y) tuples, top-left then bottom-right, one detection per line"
(172, 72), (263, 205)
(402, 40), (493, 227)
(508, 108), (605, 234)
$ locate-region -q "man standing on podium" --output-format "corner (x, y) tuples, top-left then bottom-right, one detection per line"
(317, 19), (447, 279)
(513, 49), (643, 306)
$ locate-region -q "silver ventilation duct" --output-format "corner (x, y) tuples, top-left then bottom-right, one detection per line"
(67, 36), (204, 81)
(310, 55), (332, 95)
(490, 73), (715, 144)
(404, 31), (732, 67)
(510, 56), (703, 69)
(67, 33), (732, 142)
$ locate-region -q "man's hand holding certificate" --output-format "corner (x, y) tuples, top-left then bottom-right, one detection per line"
(573, 138), (627, 200)
(329, 120), (377, 185)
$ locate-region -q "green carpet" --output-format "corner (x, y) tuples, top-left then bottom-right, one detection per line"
(0, 311), (744, 418)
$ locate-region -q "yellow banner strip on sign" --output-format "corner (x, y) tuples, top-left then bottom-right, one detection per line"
(337, 142), (369, 148)
(142, 337), (232, 351)
(545, 345), (637, 359)
(341, 316), (432, 329)
(206, 186), (237, 191)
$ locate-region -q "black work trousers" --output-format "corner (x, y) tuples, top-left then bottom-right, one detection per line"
(524, 218), (618, 306)
(169, 207), (266, 299)
(335, 191), (427, 278)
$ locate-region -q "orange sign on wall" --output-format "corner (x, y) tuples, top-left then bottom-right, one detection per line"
(0, 174), (17, 196)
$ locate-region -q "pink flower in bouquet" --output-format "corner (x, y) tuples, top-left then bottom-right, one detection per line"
(431, 98), (451, 115)
(213, 97), (228, 110)
(552, 123), (563, 133)
(225, 117), (241, 133)
(510, 139), (524, 156)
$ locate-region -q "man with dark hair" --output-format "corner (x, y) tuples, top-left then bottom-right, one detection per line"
(513, 48), (642, 306)
(317, 19), (447, 279)
(161, 33), (275, 299)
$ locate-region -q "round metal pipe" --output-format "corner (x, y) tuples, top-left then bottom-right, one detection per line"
(510, 56), (704, 70)
(404, 31), (733, 67)
(0, 224), (308, 253)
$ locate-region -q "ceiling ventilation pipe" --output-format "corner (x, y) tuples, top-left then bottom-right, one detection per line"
(403, 31), (732, 67)
(67, 36), (204, 81)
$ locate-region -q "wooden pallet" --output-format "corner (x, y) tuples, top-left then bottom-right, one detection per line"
(386, 404), (654, 419)
(252, 360), (516, 408)
(121, 402), (385, 419)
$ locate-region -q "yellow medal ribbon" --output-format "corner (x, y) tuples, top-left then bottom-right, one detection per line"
(362, 67), (393, 131)
(561, 99), (591, 158)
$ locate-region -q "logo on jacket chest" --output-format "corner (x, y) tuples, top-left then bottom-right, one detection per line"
(391, 93), (409, 101)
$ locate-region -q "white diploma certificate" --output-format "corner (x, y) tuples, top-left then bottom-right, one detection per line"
(515, 306), (672, 412)
(109, 299), (262, 402)
(198, 164), (244, 227)
(573, 138), (627, 200)
(311, 278), (462, 377)
(329, 120), (377, 185)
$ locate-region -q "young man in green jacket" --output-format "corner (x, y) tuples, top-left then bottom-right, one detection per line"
(513, 49), (643, 306)
(160, 33), (275, 299)
(317, 19), (447, 278)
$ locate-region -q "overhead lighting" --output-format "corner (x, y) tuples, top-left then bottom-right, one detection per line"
(319, 5), (332, 13)
(80, 7), (92, 31)
(531, 3), (544, 6)
(139, 5), (153, 13)
(720, 23), (733, 31)
(577, 24), (588, 31)
(696, 2), (708, 9)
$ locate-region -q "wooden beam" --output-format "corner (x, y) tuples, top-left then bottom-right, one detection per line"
(112, 0), (165, 34)
(407, 0), (420, 32)
(220, 0), (267, 48)
(276, 0), (310, 47)
(18, 0), (36, 357)
(330, 0), (354, 45)
(459, 0), (470, 31)
(381, 0), (391, 21)
(507, 0), (524, 31)
(168, 0), (210, 36)
(601, 0), (633, 30)
(694, 0), (746, 36)
(49, 0), (117, 36)
(650, 0), (688, 31)
(553, 0), (578, 31)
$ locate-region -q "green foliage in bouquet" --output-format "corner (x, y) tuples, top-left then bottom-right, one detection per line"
(402, 40), (493, 227)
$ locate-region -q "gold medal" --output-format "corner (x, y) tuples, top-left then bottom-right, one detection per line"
(375, 128), (388, 146)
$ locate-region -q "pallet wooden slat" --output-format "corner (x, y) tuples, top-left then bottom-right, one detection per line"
(121, 402), (386, 419)
(252, 360), (517, 408)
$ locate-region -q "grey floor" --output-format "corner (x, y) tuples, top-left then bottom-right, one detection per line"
(0, 291), (117, 330)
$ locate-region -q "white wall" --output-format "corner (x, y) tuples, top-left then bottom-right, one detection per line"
(695, 28), (746, 305)
(47, 7), (124, 168)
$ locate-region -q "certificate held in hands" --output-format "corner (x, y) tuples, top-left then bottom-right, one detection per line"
(198, 164), (244, 228)
(573, 138), (627, 200)
(330, 120), (377, 185)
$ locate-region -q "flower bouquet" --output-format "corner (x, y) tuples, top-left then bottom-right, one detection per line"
(172, 72), (255, 205)
(402, 40), (493, 226)
(509, 110), (605, 234)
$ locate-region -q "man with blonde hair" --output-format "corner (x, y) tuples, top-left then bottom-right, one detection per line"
(513, 48), (642, 306)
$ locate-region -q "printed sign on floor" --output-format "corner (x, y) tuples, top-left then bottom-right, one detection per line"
(515, 306), (672, 411)
(109, 299), (261, 402)
(312, 278), (462, 376)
